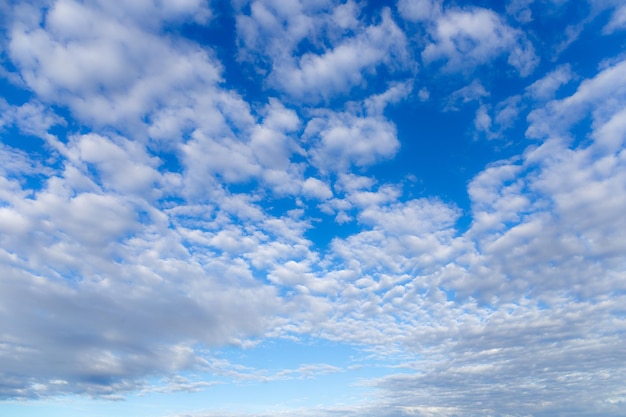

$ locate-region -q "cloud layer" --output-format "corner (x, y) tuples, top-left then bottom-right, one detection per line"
(1, 0), (626, 416)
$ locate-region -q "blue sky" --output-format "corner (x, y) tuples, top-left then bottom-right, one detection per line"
(1, 0), (626, 416)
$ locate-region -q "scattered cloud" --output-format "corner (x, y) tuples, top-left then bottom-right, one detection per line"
(422, 7), (539, 76)
(526, 64), (574, 100)
(397, 0), (442, 22)
(604, 4), (626, 34)
(444, 79), (489, 111)
(1, 1), (626, 416)
(268, 8), (410, 101)
(304, 98), (401, 172)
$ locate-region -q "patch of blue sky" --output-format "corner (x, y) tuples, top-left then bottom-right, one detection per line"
(216, 337), (359, 367)
(0, 130), (53, 189)
(0, 77), (32, 107)
(197, 339), (401, 408)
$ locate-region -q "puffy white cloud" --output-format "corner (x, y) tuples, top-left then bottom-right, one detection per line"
(298, 85), (407, 173)
(302, 177), (333, 200)
(272, 9), (409, 100)
(235, 0), (325, 59)
(593, 106), (626, 150)
(1, 3), (321, 398)
(0, 146), (319, 398)
(358, 198), (459, 237)
(304, 110), (400, 172)
(182, 132), (258, 185)
(249, 99), (301, 171)
(237, 2), (410, 101)
(526, 58), (626, 148)
(70, 133), (165, 196)
(8, 0), (220, 132)
(280, 57), (626, 416)
(179, 96), (308, 197)
(0, 99), (65, 138)
(422, 7), (538, 76)
(463, 63), (626, 300)
(6, 0), (324, 204)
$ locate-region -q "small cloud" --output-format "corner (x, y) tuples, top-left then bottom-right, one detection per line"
(603, 4), (626, 34)
(445, 79), (489, 111)
(526, 64), (574, 100)
(417, 87), (430, 102)
(302, 177), (333, 200)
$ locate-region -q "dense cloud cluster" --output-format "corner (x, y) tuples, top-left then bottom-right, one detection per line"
(1, 0), (626, 416)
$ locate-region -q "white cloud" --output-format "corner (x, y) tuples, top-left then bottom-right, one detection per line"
(331, 0), (359, 29)
(506, 0), (534, 23)
(363, 82), (413, 116)
(182, 131), (260, 183)
(0, 99), (65, 138)
(604, 4), (626, 33)
(417, 87), (430, 101)
(526, 64), (574, 100)
(358, 198), (459, 236)
(249, 99), (301, 171)
(1, 2), (321, 393)
(444, 79), (489, 111)
(8, 0), (313, 201)
(235, 0), (324, 58)
(236, 2), (410, 101)
(7, 0), (321, 202)
(335, 173), (377, 193)
(296, 83), (408, 174)
(0, 140), (55, 187)
(473, 104), (492, 133)
(397, 0), (442, 22)
(473, 95), (523, 139)
(291, 58), (626, 415)
(369, 296), (626, 415)
(8, 0), (221, 132)
(302, 177), (333, 200)
(272, 9), (409, 100)
(71, 133), (164, 196)
(179, 96), (308, 197)
(593, 106), (626, 151)
(304, 110), (400, 172)
(422, 7), (538, 76)
(526, 58), (626, 147)
(466, 85), (626, 300)
(0, 152), (311, 398)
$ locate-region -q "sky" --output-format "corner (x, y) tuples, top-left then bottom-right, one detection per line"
(1, 0), (626, 416)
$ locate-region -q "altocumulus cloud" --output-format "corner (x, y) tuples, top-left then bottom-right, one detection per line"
(1, 0), (626, 416)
